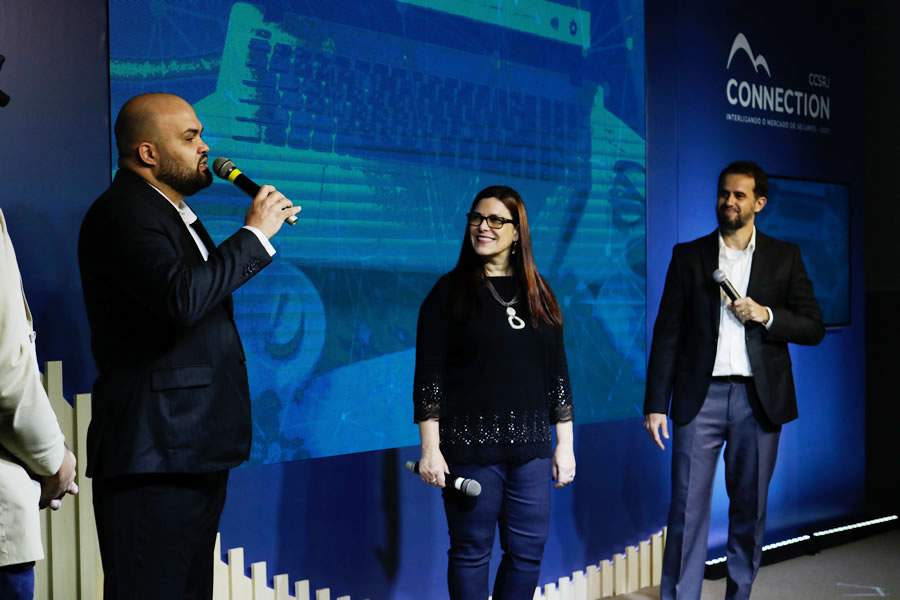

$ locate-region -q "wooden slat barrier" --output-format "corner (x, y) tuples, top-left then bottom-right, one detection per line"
(214, 536), (343, 599)
(36, 361), (102, 600)
(531, 528), (668, 600)
(34, 360), (668, 600)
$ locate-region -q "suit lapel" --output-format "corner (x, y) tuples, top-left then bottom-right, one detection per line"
(747, 229), (769, 298)
(700, 231), (721, 334)
(189, 217), (216, 257)
(115, 169), (237, 319)
(190, 217), (235, 317)
(123, 171), (207, 262)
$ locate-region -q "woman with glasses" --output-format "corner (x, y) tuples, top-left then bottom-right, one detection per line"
(413, 185), (575, 599)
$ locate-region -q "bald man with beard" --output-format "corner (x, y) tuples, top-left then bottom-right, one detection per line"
(78, 93), (301, 599)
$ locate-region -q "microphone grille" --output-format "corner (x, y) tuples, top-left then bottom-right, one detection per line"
(712, 269), (727, 283)
(462, 479), (482, 497)
(212, 157), (235, 179)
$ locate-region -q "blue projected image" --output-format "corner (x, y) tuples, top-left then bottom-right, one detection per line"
(109, 0), (647, 462)
(757, 177), (850, 327)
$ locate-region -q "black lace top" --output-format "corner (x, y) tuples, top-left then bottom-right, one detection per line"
(413, 274), (574, 465)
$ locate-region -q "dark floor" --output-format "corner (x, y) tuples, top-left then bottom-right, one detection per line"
(613, 529), (900, 600)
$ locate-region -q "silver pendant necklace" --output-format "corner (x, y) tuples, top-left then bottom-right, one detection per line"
(485, 278), (526, 330)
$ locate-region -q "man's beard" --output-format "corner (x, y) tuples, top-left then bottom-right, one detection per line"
(717, 206), (746, 232)
(157, 154), (212, 197)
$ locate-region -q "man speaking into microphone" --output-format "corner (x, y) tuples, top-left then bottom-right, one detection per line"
(643, 161), (824, 600)
(78, 93), (300, 600)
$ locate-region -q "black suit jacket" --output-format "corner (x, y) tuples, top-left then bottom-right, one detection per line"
(78, 168), (272, 478)
(644, 230), (824, 426)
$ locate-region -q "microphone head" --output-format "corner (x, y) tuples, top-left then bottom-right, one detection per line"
(460, 479), (482, 497)
(212, 157), (235, 179)
(712, 269), (727, 284)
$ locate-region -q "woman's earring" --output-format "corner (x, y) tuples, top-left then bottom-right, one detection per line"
(512, 240), (518, 255)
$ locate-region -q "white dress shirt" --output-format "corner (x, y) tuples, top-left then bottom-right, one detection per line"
(712, 227), (773, 376)
(146, 182), (275, 260)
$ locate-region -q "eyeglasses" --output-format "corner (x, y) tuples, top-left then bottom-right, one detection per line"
(466, 212), (517, 229)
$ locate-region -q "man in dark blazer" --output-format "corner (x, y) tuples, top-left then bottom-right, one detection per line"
(644, 161), (824, 600)
(79, 93), (301, 599)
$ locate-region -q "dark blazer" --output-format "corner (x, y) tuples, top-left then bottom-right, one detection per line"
(78, 168), (272, 478)
(644, 230), (824, 426)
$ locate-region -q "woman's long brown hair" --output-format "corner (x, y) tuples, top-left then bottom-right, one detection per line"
(450, 185), (562, 328)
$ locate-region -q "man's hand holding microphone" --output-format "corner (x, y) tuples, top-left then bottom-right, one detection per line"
(213, 157), (302, 237)
(244, 184), (301, 239)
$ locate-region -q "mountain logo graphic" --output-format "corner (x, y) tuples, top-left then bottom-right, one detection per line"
(726, 33), (771, 78)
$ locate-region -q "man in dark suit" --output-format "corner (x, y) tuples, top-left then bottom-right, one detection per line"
(79, 93), (301, 599)
(644, 161), (824, 600)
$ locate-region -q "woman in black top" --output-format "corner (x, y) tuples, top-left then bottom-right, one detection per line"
(413, 185), (575, 599)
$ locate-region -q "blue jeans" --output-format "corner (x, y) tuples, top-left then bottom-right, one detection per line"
(442, 458), (551, 600)
(0, 562), (35, 600)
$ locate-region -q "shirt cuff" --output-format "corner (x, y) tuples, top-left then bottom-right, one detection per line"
(242, 226), (276, 256)
(763, 306), (774, 329)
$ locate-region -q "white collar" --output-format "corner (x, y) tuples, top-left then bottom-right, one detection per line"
(718, 226), (756, 253)
(144, 181), (198, 226)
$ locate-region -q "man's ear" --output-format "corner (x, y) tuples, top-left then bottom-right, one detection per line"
(136, 142), (158, 167)
(753, 195), (767, 214)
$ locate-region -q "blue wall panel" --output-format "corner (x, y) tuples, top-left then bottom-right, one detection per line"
(645, 0), (866, 557)
(0, 0), (110, 398)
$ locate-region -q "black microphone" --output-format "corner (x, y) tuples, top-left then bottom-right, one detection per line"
(212, 157), (297, 225)
(405, 461), (482, 497)
(712, 269), (741, 302)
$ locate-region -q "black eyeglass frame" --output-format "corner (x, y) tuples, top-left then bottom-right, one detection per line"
(466, 211), (518, 230)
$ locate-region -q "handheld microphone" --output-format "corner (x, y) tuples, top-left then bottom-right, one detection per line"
(405, 461), (482, 497)
(212, 157), (297, 225)
(712, 269), (741, 302)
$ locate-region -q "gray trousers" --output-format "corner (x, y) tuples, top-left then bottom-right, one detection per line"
(660, 381), (781, 600)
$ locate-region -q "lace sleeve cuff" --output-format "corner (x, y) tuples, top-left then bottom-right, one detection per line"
(548, 375), (574, 423)
(413, 379), (445, 422)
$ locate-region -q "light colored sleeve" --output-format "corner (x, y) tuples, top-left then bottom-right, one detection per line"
(0, 211), (65, 477)
(764, 306), (774, 329)
(241, 225), (276, 257)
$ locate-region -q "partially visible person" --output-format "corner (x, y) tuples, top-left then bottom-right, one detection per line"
(79, 93), (299, 600)
(1, 208), (78, 600)
(413, 185), (575, 599)
(644, 161), (825, 600)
